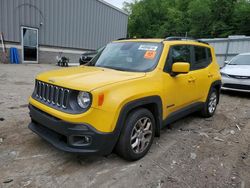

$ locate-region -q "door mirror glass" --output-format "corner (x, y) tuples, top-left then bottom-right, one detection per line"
(171, 62), (190, 75)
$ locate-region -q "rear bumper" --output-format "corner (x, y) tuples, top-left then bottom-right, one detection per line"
(28, 105), (117, 155)
(221, 76), (250, 92)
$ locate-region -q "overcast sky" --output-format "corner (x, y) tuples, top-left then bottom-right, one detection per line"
(104, 0), (133, 9)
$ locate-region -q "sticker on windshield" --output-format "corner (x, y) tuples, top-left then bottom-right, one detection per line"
(138, 45), (158, 51)
(144, 51), (156, 59)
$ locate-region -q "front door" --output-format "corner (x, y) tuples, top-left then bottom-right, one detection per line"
(21, 27), (38, 63)
(163, 45), (197, 115)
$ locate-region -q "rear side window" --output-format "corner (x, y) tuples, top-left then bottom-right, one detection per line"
(207, 48), (212, 63)
(193, 46), (212, 70)
(165, 45), (191, 72)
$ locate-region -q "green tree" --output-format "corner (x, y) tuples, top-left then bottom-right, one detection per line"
(232, 0), (250, 35)
(125, 0), (169, 38)
(209, 0), (237, 37)
(187, 0), (211, 38)
(124, 0), (250, 38)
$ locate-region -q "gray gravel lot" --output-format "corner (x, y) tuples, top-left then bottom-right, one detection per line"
(0, 64), (249, 188)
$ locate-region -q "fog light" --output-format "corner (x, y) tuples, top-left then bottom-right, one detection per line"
(70, 135), (91, 146)
(84, 136), (91, 143)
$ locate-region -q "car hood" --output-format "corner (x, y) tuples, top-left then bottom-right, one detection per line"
(221, 65), (250, 76)
(36, 66), (146, 91)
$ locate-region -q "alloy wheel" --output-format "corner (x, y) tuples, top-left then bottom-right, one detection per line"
(130, 117), (153, 154)
(208, 92), (217, 114)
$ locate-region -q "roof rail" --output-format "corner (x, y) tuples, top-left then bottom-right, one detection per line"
(165, 36), (194, 41)
(164, 36), (209, 45)
(116, 38), (144, 40)
(196, 39), (209, 45)
(117, 38), (129, 40)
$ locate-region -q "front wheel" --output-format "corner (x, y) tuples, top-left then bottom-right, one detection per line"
(115, 108), (155, 161)
(201, 88), (218, 117)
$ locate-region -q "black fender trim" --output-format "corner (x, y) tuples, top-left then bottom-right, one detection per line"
(113, 96), (163, 146)
(209, 80), (222, 104)
(211, 80), (222, 89)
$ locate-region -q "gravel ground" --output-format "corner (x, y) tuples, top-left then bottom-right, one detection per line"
(0, 64), (249, 188)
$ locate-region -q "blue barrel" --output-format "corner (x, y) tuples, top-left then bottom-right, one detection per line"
(10, 47), (19, 64)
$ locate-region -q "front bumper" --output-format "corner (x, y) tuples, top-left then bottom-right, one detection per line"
(221, 76), (250, 92)
(28, 105), (117, 155)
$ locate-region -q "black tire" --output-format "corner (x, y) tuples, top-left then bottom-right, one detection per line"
(115, 108), (155, 161)
(79, 59), (83, 65)
(201, 87), (218, 118)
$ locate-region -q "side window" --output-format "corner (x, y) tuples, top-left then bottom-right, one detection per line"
(206, 48), (212, 63)
(165, 45), (191, 72)
(192, 46), (212, 70)
(172, 45), (191, 63)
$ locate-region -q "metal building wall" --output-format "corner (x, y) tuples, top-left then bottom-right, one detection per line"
(0, 0), (128, 50)
(202, 37), (250, 66)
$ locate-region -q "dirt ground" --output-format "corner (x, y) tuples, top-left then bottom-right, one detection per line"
(0, 64), (249, 188)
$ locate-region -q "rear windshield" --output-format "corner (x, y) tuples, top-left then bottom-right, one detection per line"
(90, 42), (163, 72)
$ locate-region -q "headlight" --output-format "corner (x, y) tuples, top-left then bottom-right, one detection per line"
(77, 91), (91, 109)
(220, 72), (228, 77)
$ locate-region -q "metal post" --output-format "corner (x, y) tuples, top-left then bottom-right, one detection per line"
(224, 37), (230, 61)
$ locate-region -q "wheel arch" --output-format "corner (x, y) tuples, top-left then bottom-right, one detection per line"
(210, 80), (222, 104)
(114, 96), (163, 141)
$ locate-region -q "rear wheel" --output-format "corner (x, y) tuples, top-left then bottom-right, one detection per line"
(201, 87), (218, 117)
(116, 108), (155, 161)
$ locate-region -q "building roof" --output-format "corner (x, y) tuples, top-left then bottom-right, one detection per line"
(97, 0), (129, 16)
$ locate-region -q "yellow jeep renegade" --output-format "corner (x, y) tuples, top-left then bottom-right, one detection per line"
(28, 37), (221, 161)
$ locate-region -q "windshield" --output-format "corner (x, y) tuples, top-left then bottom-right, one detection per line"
(90, 42), (162, 72)
(229, 54), (250, 65)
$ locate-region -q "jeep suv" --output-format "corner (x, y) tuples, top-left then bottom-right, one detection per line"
(28, 37), (221, 161)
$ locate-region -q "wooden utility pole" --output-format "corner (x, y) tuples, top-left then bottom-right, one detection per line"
(0, 32), (7, 63)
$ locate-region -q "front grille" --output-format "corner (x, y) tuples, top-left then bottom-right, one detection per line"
(223, 83), (250, 90)
(34, 80), (70, 109)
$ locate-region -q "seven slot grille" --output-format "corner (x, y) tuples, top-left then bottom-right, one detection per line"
(34, 80), (70, 109)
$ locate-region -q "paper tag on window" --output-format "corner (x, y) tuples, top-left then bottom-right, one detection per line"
(144, 51), (156, 59)
(139, 45), (158, 51)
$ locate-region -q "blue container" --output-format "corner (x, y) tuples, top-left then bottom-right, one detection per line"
(10, 47), (19, 64)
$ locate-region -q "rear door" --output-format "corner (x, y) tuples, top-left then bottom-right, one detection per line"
(189, 45), (213, 101)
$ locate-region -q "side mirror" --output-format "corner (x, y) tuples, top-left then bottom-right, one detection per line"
(81, 55), (90, 61)
(79, 51), (98, 65)
(171, 62), (190, 76)
(221, 60), (229, 69)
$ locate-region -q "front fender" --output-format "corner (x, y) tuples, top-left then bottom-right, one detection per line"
(91, 76), (163, 131)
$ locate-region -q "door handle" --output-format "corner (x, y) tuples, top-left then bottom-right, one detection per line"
(208, 73), (214, 78)
(188, 78), (196, 83)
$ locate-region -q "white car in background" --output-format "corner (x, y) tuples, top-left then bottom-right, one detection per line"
(220, 53), (250, 92)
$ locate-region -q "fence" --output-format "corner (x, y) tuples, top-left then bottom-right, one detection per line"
(202, 36), (250, 66)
